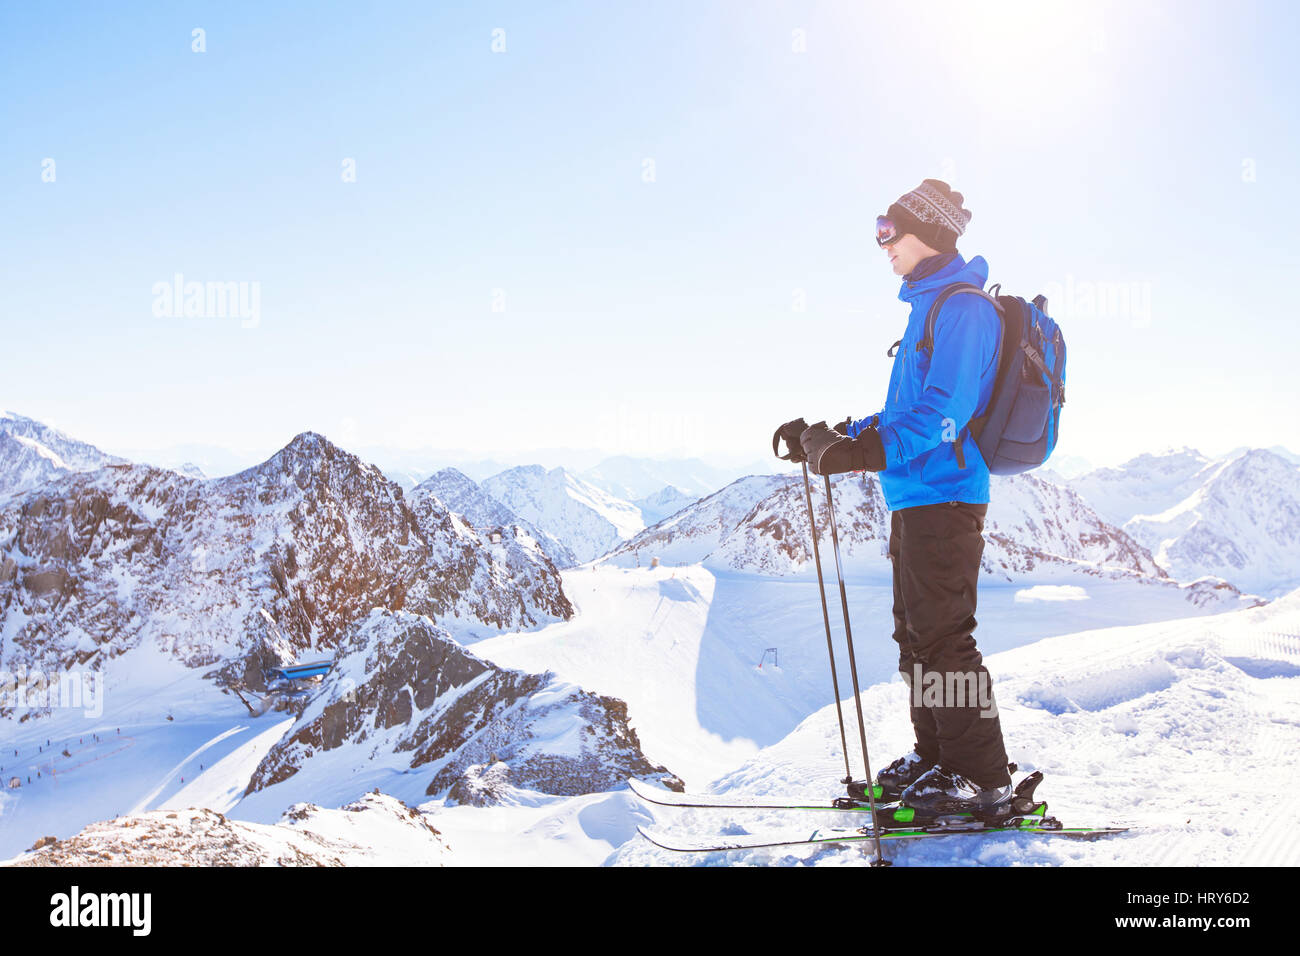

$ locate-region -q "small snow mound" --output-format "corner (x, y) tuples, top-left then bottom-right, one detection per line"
(1014, 585), (1090, 603)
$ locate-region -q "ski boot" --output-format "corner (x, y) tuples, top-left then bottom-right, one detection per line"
(842, 750), (936, 807)
(899, 764), (1013, 821)
(899, 765), (1057, 829)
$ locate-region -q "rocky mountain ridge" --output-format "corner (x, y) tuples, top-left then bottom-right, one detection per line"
(0, 432), (573, 702)
(244, 609), (681, 805)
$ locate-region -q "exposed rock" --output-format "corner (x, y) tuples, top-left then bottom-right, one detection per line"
(244, 609), (682, 803)
(447, 761), (513, 807)
(0, 432), (573, 711)
(4, 793), (446, 867)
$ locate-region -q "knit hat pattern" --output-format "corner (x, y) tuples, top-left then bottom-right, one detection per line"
(887, 179), (972, 253)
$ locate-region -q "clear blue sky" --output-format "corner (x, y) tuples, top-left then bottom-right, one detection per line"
(3, 0), (1297, 468)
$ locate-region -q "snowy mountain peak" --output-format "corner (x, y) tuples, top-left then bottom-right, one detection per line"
(1123, 446), (1300, 598)
(228, 431), (398, 504)
(1122, 446), (1212, 474)
(603, 474), (795, 568)
(482, 464), (645, 563)
(508, 464), (549, 480)
(415, 466), (477, 497)
(1069, 447), (1230, 528)
(411, 467), (578, 567)
(1, 434), (574, 689)
(0, 413), (125, 497)
(634, 485), (698, 525)
(1225, 446), (1299, 474)
(258, 431), (344, 469)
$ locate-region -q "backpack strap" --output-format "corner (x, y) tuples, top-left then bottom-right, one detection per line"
(919, 283), (1003, 355)
(920, 284), (1007, 450)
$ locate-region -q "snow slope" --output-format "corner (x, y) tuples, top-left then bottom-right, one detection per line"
(3, 568), (1293, 865)
(0, 643), (291, 859)
(613, 587), (1300, 866)
(236, 609), (677, 816)
(471, 561), (1255, 792)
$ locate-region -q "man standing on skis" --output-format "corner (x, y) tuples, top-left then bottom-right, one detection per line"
(776, 179), (1013, 815)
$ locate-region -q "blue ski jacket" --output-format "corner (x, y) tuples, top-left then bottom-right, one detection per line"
(847, 253), (1001, 511)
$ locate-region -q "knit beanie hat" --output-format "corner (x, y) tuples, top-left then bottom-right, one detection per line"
(885, 179), (972, 254)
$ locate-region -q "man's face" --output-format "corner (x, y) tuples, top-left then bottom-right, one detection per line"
(883, 232), (940, 277)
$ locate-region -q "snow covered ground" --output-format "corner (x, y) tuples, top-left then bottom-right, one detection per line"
(5, 562), (1295, 866)
(474, 564), (1249, 788)
(613, 588), (1300, 866)
(0, 648), (295, 859)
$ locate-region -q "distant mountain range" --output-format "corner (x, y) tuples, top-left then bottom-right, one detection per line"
(577, 456), (767, 501)
(601, 469), (1253, 610)
(1069, 447), (1300, 598)
(2, 411), (1292, 632)
(98, 432), (772, 501)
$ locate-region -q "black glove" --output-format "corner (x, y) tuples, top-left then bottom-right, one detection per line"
(800, 422), (887, 476)
(834, 417), (852, 436)
(772, 417), (810, 462)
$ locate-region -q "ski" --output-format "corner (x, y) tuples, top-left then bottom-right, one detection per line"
(629, 769), (1051, 826)
(637, 819), (1130, 854)
(628, 777), (886, 814)
(630, 770), (1132, 854)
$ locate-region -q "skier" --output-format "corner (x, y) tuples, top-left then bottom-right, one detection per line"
(777, 179), (1013, 815)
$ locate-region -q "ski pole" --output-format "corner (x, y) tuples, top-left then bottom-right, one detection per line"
(774, 426), (855, 786)
(798, 460), (854, 786)
(822, 473), (888, 866)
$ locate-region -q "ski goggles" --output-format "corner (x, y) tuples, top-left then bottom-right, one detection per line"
(875, 215), (903, 247)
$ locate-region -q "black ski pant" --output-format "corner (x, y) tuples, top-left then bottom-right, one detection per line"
(888, 500), (1010, 789)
